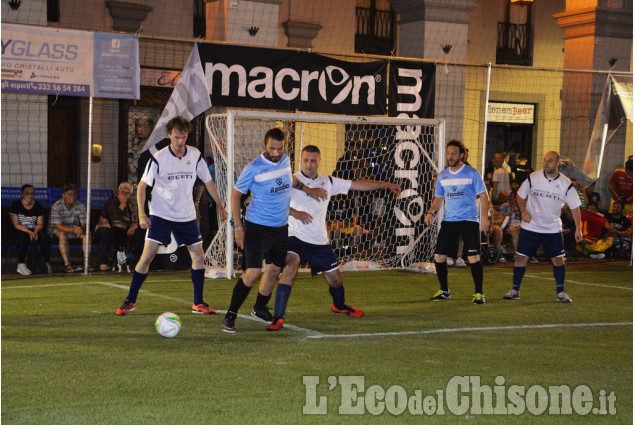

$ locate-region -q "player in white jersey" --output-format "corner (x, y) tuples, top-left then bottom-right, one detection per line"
(424, 140), (490, 304)
(116, 116), (228, 316)
(221, 130), (327, 333)
(266, 145), (401, 331)
(503, 151), (584, 302)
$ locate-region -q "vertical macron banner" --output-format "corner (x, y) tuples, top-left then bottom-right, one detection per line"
(1, 23), (139, 99)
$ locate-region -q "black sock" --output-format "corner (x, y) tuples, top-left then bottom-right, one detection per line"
(254, 292), (271, 310)
(434, 261), (449, 292)
(469, 261), (484, 294)
(227, 278), (251, 317)
(329, 286), (346, 309)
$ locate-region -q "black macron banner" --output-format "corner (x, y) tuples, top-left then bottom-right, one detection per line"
(197, 43), (388, 115)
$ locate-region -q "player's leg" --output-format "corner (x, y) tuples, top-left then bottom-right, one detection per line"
(251, 263), (281, 322)
(116, 238), (160, 315)
(252, 225), (288, 322)
(268, 252), (300, 330)
(544, 232), (571, 302)
(117, 216), (167, 315)
(504, 228), (535, 300)
(431, 222), (457, 300)
(223, 222), (267, 332)
(462, 221), (485, 304)
(324, 268), (363, 317)
(176, 220), (217, 314)
(186, 242), (217, 314)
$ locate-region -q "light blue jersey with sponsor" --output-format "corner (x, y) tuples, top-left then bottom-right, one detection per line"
(435, 164), (486, 222)
(235, 153), (293, 227)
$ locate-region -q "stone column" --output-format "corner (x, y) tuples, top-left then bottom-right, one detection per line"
(391, 0), (479, 143)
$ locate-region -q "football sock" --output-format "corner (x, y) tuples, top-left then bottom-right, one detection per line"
(469, 261), (484, 294)
(434, 261), (449, 292)
(191, 268), (205, 305)
(254, 292), (271, 310)
(329, 286), (346, 309)
(553, 265), (566, 293)
(126, 271), (148, 303)
(227, 278), (251, 317)
(512, 266), (526, 291)
(273, 283), (292, 318)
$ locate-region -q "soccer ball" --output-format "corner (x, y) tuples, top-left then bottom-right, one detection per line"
(155, 312), (181, 338)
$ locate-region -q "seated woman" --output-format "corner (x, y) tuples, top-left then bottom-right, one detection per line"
(94, 182), (139, 271)
(10, 184), (52, 275)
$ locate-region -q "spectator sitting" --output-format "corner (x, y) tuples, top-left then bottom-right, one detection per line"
(94, 182), (139, 271)
(608, 156), (633, 215)
(9, 184), (52, 275)
(47, 183), (89, 273)
(603, 199), (632, 258)
(576, 202), (612, 259)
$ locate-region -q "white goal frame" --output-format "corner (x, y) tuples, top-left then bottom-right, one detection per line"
(205, 110), (445, 278)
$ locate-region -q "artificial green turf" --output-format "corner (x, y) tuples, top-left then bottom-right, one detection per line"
(2, 262), (632, 424)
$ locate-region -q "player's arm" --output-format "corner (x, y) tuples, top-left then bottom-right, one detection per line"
(289, 207), (313, 224)
(478, 190), (490, 233)
(424, 196), (444, 227)
(292, 175), (326, 201)
(516, 193), (531, 223)
(137, 180), (151, 229)
(231, 188), (246, 249)
(569, 206), (584, 243)
(203, 179), (228, 221)
(349, 179), (401, 196)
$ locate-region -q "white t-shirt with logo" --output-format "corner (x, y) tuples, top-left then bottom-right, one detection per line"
(142, 145), (212, 222)
(289, 172), (351, 245)
(518, 170), (581, 233)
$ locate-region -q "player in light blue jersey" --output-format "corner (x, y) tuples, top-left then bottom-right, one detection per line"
(424, 140), (490, 304)
(221, 128), (326, 333)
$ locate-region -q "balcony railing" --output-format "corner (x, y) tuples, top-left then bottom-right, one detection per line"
(355, 7), (395, 56)
(496, 22), (533, 66)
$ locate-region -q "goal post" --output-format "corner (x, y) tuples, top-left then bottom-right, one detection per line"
(204, 110), (445, 278)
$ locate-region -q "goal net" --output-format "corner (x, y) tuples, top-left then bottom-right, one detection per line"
(204, 110), (444, 278)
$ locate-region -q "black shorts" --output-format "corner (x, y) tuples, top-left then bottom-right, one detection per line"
(243, 220), (288, 269)
(435, 220), (481, 257)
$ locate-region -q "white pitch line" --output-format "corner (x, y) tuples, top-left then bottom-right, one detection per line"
(511, 273), (633, 291)
(307, 321), (633, 340)
(98, 281), (324, 336)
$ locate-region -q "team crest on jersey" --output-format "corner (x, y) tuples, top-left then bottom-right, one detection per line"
(270, 178), (290, 194)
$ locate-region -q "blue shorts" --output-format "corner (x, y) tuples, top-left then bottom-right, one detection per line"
(288, 236), (339, 276)
(146, 215), (203, 246)
(517, 228), (565, 258)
